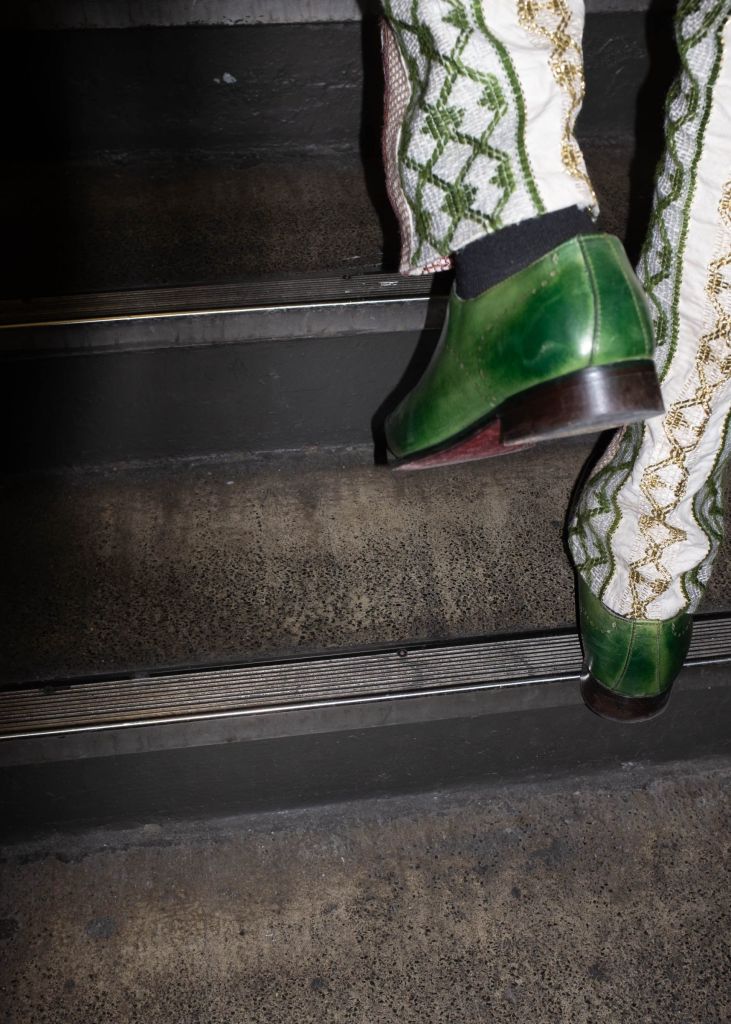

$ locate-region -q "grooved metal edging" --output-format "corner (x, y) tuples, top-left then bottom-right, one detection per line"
(0, 298), (444, 358)
(0, 277), (448, 357)
(2, 617), (730, 739)
(0, 273), (440, 330)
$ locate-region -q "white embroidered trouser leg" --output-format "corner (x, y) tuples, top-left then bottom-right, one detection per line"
(381, 0), (597, 274)
(570, 0), (731, 620)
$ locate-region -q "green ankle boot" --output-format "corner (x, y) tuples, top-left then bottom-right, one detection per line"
(385, 234), (664, 471)
(577, 577), (693, 722)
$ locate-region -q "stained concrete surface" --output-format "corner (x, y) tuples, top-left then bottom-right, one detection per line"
(0, 157), (394, 299)
(3, 443), (731, 685)
(2, 443), (584, 682)
(1, 143), (638, 298)
(0, 759), (729, 1023)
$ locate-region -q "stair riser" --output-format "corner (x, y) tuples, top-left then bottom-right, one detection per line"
(0, 0), (672, 30)
(1, 15), (675, 162)
(2, 325), (436, 471)
(1, 661), (728, 841)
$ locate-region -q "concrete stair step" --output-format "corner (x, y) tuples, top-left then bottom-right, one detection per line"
(2, 760), (729, 1023)
(1, 5), (676, 296)
(1, 140), (660, 473)
(4, 443), (731, 687)
(4, 3), (727, 844)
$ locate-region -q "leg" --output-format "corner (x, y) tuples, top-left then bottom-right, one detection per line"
(381, 0), (595, 273)
(380, 0), (663, 469)
(570, 0), (731, 719)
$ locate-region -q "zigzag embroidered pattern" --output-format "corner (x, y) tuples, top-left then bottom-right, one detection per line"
(568, 422), (641, 584)
(684, 408), (731, 609)
(568, 2), (727, 601)
(629, 181), (731, 617)
(635, 65), (693, 371)
(515, 0), (595, 204)
(640, 0), (731, 374)
(382, 0), (537, 268)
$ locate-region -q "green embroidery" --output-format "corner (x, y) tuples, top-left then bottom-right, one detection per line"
(569, 0), (731, 608)
(636, 5), (723, 375)
(682, 395), (731, 610)
(653, 0), (730, 376)
(470, 0), (545, 216)
(383, 0), (543, 266)
(568, 423), (645, 596)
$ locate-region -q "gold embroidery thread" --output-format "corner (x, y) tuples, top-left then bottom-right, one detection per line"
(516, 0), (596, 202)
(629, 181), (731, 616)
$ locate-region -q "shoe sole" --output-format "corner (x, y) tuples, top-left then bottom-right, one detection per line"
(391, 360), (664, 472)
(580, 667), (672, 722)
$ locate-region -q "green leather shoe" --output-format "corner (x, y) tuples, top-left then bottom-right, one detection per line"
(577, 576), (693, 722)
(385, 234), (664, 471)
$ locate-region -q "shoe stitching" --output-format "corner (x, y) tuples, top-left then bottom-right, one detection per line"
(612, 239), (654, 358)
(613, 617), (636, 691)
(577, 236), (600, 366)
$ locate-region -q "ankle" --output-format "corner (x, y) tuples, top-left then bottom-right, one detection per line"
(454, 206), (597, 300)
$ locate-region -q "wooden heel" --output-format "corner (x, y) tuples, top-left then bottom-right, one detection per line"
(500, 361), (664, 446)
(580, 669), (672, 722)
(390, 361), (663, 473)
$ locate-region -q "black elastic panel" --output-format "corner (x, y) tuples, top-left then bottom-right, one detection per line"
(454, 206), (598, 300)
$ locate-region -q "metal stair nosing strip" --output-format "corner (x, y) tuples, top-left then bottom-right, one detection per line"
(2, 616), (730, 743)
(0, 276), (446, 357)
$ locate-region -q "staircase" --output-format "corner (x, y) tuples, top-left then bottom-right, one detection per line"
(1, 0), (729, 842)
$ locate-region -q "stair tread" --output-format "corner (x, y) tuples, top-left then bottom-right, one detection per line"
(3, 443), (730, 686)
(1, 142), (646, 302)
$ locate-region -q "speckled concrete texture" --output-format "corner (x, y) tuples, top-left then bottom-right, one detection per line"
(0, 760), (729, 1023)
(3, 443), (731, 684)
(3, 444), (582, 681)
(1, 141), (639, 298)
(0, 157), (393, 298)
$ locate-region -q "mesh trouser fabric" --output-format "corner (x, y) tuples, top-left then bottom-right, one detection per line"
(380, 0), (597, 275)
(569, 0), (731, 621)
